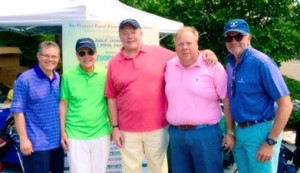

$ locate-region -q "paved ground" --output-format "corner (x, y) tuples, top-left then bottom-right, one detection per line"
(280, 59), (300, 81)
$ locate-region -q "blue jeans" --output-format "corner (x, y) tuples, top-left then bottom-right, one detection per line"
(233, 120), (282, 173)
(169, 124), (224, 173)
(23, 147), (64, 173)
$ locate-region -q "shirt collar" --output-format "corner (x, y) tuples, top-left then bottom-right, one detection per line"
(76, 64), (99, 75)
(227, 45), (251, 67)
(175, 51), (203, 69)
(34, 64), (58, 81)
(117, 44), (147, 61)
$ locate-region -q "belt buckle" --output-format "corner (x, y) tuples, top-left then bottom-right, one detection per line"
(245, 122), (250, 127)
(245, 121), (255, 127)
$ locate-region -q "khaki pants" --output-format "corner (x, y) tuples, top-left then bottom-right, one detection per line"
(120, 127), (169, 173)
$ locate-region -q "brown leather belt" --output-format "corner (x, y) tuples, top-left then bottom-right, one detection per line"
(177, 125), (197, 130)
(172, 124), (211, 130)
(237, 117), (274, 128)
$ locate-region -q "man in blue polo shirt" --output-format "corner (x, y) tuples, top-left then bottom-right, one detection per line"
(11, 41), (64, 173)
(224, 19), (293, 173)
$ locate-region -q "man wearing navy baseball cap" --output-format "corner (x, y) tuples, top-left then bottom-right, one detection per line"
(75, 38), (96, 52)
(119, 18), (141, 30)
(224, 19), (292, 173)
(60, 37), (111, 172)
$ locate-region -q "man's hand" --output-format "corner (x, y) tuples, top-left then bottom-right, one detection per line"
(201, 49), (218, 65)
(20, 137), (34, 155)
(61, 131), (69, 152)
(256, 142), (274, 162)
(223, 133), (235, 151)
(112, 128), (124, 147)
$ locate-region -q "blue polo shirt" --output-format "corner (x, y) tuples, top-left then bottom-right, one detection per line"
(226, 46), (290, 122)
(11, 65), (61, 151)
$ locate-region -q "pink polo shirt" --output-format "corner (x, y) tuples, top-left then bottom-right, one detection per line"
(105, 45), (175, 132)
(165, 52), (228, 125)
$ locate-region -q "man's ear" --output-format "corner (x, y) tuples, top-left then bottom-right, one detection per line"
(248, 34), (252, 42)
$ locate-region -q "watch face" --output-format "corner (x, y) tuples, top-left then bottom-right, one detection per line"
(266, 137), (277, 145)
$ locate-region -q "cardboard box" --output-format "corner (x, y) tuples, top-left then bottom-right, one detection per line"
(0, 47), (21, 68)
(0, 67), (28, 88)
(0, 47), (27, 88)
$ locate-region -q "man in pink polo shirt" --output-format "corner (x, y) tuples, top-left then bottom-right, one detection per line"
(105, 19), (217, 173)
(165, 26), (235, 173)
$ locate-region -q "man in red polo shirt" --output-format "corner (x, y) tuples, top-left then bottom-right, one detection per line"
(105, 19), (217, 173)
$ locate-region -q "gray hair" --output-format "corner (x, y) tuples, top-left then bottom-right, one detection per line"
(38, 41), (60, 54)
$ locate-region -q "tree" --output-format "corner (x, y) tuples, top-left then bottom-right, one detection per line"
(121, 0), (300, 64)
(0, 32), (56, 67)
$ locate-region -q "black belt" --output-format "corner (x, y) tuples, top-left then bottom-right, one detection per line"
(237, 117), (274, 128)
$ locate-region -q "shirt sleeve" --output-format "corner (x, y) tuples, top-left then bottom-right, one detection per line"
(212, 62), (228, 99)
(60, 74), (70, 100)
(105, 61), (117, 98)
(261, 60), (290, 101)
(10, 77), (27, 113)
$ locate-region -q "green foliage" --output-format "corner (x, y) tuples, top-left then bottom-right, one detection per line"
(0, 32), (54, 67)
(0, 32), (41, 67)
(121, 0), (300, 64)
(0, 32), (56, 68)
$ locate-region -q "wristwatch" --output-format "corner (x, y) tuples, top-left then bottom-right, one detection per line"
(266, 137), (277, 145)
(227, 130), (235, 136)
(112, 125), (119, 129)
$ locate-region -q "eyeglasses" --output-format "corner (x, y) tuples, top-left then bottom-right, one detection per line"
(225, 34), (246, 43)
(39, 54), (59, 59)
(231, 71), (236, 96)
(78, 50), (95, 57)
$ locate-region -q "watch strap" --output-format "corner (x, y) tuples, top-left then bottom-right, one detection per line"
(266, 137), (277, 145)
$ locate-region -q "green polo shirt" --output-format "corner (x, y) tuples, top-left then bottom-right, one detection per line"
(61, 65), (111, 139)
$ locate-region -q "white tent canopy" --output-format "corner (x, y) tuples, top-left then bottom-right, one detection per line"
(0, 0), (183, 36)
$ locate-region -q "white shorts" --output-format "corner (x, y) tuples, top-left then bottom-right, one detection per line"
(68, 135), (110, 173)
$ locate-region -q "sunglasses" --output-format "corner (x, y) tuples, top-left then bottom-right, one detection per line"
(225, 34), (246, 43)
(78, 50), (95, 57)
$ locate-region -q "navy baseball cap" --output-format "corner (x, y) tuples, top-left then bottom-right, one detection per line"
(119, 19), (141, 29)
(223, 19), (250, 35)
(75, 38), (96, 52)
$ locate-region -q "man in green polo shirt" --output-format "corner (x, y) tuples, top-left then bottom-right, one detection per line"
(60, 38), (111, 173)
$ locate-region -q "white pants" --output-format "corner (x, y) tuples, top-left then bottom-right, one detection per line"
(120, 127), (169, 173)
(68, 135), (110, 173)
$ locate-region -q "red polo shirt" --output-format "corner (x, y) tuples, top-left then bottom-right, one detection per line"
(105, 45), (175, 132)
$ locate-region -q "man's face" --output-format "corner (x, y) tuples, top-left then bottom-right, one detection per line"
(37, 46), (60, 72)
(225, 31), (251, 57)
(119, 25), (142, 52)
(76, 47), (96, 70)
(175, 31), (199, 67)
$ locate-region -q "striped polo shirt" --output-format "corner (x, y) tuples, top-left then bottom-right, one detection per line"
(11, 65), (61, 151)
